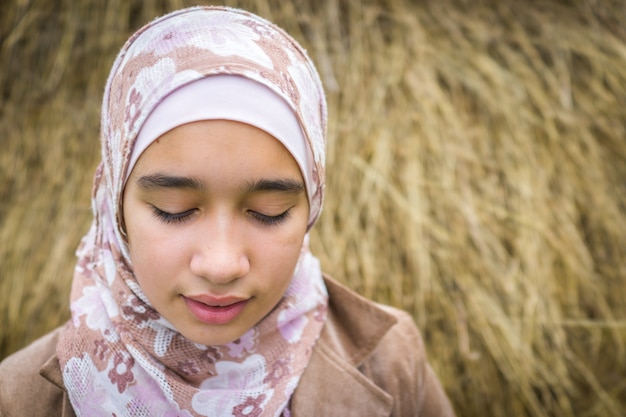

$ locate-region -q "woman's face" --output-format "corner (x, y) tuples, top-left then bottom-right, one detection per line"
(123, 120), (309, 346)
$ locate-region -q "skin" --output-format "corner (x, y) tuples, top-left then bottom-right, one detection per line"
(122, 119), (310, 346)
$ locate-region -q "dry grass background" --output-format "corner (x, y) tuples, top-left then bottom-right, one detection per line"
(1, 0), (626, 416)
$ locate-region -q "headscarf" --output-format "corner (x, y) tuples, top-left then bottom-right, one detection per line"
(57, 6), (328, 417)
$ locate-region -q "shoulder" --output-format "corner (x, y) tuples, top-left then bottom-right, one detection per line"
(320, 275), (456, 416)
(0, 327), (70, 417)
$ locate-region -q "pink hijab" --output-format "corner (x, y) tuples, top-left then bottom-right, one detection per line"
(57, 6), (328, 417)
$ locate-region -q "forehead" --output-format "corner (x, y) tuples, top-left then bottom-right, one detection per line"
(130, 120), (304, 185)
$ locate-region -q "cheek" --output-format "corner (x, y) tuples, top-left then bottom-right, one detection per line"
(127, 235), (166, 289)
(127, 234), (190, 307)
(125, 198), (181, 257)
(129, 231), (188, 269)
(258, 227), (307, 279)
(125, 214), (185, 286)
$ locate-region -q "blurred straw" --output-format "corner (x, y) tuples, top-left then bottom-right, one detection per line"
(1, 0), (625, 416)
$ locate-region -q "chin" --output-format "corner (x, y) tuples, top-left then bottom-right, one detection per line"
(183, 329), (245, 347)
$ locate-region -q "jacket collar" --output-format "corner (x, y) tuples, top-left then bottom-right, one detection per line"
(40, 353), (64, 390)
(316, 276), (398, 367)
(40, 353), (75, 417)
(39, 276), (398, 417)
(291, 276), (398, 416)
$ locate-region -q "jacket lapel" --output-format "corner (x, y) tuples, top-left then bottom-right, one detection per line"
(291, 276), (398, 417)
(291, 342), (393, 416)
(40, 354), (76, 417)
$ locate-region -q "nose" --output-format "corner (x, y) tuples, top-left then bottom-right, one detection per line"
(189, 216), (250, 285)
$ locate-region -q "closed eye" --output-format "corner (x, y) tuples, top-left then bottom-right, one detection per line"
(248, 208), (292, 226)
(151, 206), (196, 224)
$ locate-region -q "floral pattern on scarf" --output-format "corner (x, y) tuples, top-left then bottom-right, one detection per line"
(57, 6), (328, 417)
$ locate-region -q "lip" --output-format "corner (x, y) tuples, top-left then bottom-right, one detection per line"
(183, 295), (249, 325)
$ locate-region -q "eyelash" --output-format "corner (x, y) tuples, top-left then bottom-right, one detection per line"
(151, 207), (292, 226)
(152, 207), (196, 224)
(248, 208), (292, 226)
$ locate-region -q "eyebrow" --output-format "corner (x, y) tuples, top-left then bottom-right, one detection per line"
(136, 174), (205, 191)
(243, 178), (305, 195)
(136, 174), (304, 195)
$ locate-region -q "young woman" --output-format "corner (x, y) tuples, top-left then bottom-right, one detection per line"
(0, 6), (455, 416)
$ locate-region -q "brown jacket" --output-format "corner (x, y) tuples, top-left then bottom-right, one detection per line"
(0, 277), (455, 416)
